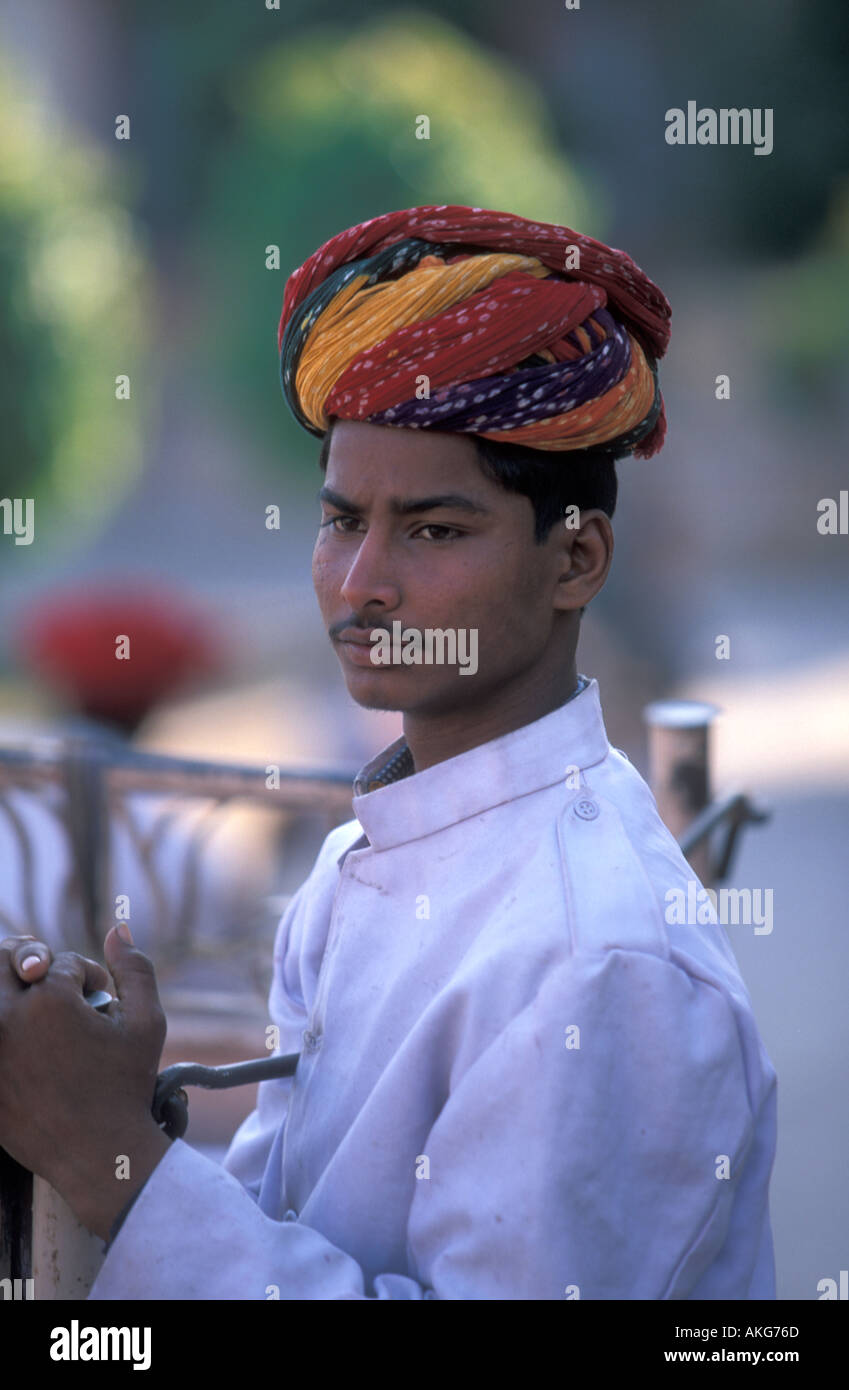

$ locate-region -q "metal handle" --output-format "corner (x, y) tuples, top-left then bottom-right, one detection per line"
(152, 1052), (301, 1140)
(81, 993), (302, 1140)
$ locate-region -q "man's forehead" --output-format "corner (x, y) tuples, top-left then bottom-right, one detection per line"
(324, 421), (491, 496)
(327, 419), (478, 464)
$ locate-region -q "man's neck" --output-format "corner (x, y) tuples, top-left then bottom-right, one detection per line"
(402, 660), (581, 773)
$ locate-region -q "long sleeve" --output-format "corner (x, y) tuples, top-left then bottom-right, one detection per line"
(87, 945), (774, 1300)
(219, 886), (311, 1202)
(405, 947), (775, 1299)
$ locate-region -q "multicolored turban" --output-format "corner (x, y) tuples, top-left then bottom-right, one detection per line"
(278, 204), (671, 458)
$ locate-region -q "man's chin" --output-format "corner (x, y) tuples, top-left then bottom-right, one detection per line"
(340, 661), (465, 710)
(341, 670), (413, 713)
(340, 667), (482, 717)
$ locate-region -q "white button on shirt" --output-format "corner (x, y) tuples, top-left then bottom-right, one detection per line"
(88, 676), (777, 1300)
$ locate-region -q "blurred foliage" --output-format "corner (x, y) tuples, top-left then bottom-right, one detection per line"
(755, 178), (849, 411)
(0, 57), (153, 534)
(646, 0), (849, 255)
(188, 9), (595, 475)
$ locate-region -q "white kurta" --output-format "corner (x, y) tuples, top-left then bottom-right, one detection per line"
(88, 676), (777, 1300)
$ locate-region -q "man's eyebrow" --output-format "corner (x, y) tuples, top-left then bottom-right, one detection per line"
(317, 486), (490, 516)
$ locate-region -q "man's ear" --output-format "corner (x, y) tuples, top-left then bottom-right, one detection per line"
(553, 510), (613, 614)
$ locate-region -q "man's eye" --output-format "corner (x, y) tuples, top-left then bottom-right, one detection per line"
(319, 517), (462, 541)
(414, 524), (463, 541)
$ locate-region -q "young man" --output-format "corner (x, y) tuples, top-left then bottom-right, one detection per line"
(0, 205), (776, 1299)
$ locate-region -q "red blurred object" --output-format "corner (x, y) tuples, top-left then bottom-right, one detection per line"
(14, 584), (225, 735)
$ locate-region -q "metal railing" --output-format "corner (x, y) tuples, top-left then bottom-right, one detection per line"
(0, 735), (355, 962)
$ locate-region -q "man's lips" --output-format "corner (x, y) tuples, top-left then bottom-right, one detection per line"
(335, 628), (382, 646)
(334, 627), (393, 669)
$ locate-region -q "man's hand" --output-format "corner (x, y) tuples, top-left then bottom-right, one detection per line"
(0, 926), (172, 1241)
(0, 932), (108, 987)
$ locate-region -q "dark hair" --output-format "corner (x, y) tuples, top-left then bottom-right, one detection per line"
(471, 434), (618, 543)
(318, 418), (619, 543)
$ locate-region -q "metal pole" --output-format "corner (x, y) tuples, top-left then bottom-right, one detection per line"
(643, 699), (720, 887)
(62, 737), (110, 959)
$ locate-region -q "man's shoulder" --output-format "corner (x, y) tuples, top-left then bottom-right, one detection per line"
(309, 815), (365, 876)
(556, 747), (747, 991)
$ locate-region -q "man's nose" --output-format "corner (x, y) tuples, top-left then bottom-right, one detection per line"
(340, 525), (402, 612)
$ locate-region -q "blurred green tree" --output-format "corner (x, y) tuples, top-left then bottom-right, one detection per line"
(0, 59), (153, 538)
(755, 178), (849, 411)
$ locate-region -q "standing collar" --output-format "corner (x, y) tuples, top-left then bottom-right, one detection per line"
(349, 674), (609, 850)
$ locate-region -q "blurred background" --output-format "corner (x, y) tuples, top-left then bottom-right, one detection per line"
(0, 0), (846, 1299)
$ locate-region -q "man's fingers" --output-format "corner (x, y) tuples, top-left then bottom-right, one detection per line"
(44, 953), (113, 998)
(0, 937), (112, 996)
(0, 935), (53, 983)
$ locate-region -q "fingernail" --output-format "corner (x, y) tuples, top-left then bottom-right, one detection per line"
(20, 954), (42, 972)
(116, 921), (133, 945)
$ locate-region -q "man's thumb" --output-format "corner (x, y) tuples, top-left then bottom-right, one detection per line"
(103, 923), (161, 1021)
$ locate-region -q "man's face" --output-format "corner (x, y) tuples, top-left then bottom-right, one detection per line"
(312, 420), (575, 716)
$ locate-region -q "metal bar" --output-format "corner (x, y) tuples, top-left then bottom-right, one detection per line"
(643, 699), (720, 885)
(153, 1054), (301, 1140)
(107, 764), (354, 812)
(0, 793), (41, 938)
(678, 791), (770, 880)
(0, 743), (356, 814)
(61, 743), (110, 958)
